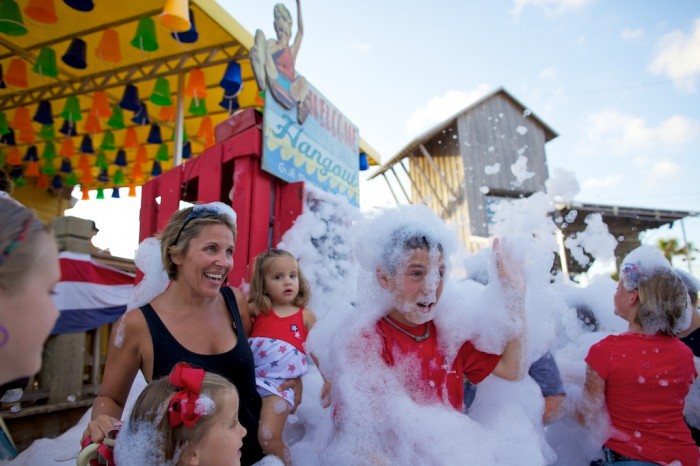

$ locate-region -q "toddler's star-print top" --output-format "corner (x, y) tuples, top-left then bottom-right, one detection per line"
(249, 307), (309, 405)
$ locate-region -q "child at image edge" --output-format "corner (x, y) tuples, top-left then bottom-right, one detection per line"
(247, 248), (329, 466)
(113, 363), (247, 466)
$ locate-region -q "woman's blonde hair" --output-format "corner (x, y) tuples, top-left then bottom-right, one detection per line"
(637, 267), (690, 336)
(248, 248), (310, 316)
(124, 370), (237, 464)
(159, 205), (237, 281)
(0, 201), (51, 293)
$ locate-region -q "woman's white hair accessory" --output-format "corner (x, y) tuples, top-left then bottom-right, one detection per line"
(127, 237), (169, 310)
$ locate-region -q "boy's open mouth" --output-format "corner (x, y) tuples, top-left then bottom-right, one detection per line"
(416, 302), (435, 313)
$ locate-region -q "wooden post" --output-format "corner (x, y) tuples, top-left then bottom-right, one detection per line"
(380, 172), (401, 204)
(389, 167), (411, 203)
(91, 328), (101, 395)
(419, 143), (460, 198)
(399, 159), (425, 203)
(408, 153), (449, 213)
(39, 333), (85, 405)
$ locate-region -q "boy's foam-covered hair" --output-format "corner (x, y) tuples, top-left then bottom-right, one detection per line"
(354, 204), (458, 272)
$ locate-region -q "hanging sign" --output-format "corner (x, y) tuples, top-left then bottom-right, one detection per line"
(261, 85), (359, 206)
(251, 1), (360, 205)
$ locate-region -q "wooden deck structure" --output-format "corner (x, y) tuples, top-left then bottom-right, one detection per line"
(370, 88), (557, 252)
(369, 88), (697, 274)
(554, 202), (696, 274)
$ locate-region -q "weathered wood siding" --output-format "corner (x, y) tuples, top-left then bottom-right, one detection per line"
(456, 93), (550, 237)
(409, 123), (473, 248)
(405, 91), (553, 250)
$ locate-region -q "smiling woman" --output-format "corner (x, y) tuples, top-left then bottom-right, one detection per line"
(81, 202), (273, 465)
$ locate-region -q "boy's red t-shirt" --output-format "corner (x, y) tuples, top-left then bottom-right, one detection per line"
(376, 316), (500, 411)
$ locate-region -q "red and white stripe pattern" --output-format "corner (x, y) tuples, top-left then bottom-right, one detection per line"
(51, 252), (135, 334)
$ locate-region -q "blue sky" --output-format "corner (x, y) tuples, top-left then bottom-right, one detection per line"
(223, 0), (700, 255)
(74, 0), (700, 269)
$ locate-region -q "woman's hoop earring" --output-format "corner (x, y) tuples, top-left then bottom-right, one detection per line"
(0, 325), (9, 348)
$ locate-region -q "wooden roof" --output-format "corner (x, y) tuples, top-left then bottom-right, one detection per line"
(557, 202), (696, 227)
(556, 201), (698, 274)
(369, 87), (557, 180)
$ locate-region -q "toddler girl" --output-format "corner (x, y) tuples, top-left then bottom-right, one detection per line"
(247, 248), (326, 465)
(113, 362), (247, 466)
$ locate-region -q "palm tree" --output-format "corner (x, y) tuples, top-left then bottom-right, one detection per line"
(656, 238), (697, 264)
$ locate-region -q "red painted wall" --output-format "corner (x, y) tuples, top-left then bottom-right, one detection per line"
(139, 109), (304, 286)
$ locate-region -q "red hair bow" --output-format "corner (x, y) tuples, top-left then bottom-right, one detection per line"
(168, 362), (206, 428)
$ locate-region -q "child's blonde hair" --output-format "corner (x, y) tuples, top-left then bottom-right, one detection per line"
(637, 267), (690, 336)
(121, 369), (237, 465)
(248, 248), (310, 316)
(0, 201), (51, 293)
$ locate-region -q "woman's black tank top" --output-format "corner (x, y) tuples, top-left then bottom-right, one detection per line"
(140, 286), (263, 465)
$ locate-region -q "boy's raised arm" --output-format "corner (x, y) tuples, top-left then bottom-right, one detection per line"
(491, 238), (527, 381)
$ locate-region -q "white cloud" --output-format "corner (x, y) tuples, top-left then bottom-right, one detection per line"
(526, 66), (565, 115)
(653, 160), (681, 176)
(539, 67), (558, 79)
(582, 175), (622, 189)
(580, 109), (700, 156)
(648, 17), (700, 93)
(644, 160), (682, 189)
(511, 0), (594, 16)
(404, 85), (491, 138)
(348, 42), (370, 55)
(620, 28), (644, 41)
(657, 115), (700, 145)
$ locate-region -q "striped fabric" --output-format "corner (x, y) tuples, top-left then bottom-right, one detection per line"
(51, 252), (135, 335)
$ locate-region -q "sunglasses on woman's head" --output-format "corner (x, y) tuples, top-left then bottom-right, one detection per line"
(173, 206), (222, 246)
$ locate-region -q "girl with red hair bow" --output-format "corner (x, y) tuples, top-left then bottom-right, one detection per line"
(114, 362), (247, 466)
